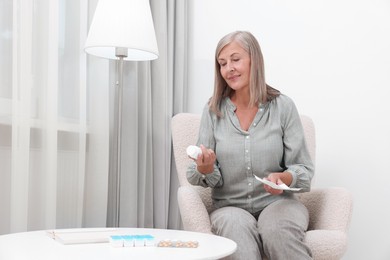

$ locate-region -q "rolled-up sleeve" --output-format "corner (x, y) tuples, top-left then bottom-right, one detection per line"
(187, 163), (223, 188)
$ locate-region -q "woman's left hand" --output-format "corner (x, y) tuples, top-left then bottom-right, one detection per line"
(264, 172), (293, 195)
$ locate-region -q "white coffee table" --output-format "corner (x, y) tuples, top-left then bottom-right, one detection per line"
(0, 228), (237, 260)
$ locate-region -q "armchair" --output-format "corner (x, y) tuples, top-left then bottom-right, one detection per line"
(171, 113), (353, 260)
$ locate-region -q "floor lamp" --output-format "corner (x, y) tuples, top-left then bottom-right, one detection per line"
(84, 0), (159, 227)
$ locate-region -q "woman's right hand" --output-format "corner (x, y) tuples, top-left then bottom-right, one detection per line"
(195, 144), (216, 174)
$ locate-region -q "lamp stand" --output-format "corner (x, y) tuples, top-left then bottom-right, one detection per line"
(112, 47), (128, 227)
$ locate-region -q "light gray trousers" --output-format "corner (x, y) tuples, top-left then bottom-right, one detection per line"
(210, 198), (312, 260)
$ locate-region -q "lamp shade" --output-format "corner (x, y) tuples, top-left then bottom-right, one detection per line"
(84, 0), (159, 61)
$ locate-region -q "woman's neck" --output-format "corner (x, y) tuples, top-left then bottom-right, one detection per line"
(230, 91), (255, 109)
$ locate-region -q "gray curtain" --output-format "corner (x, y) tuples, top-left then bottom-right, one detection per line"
(106, 0), (188, 230)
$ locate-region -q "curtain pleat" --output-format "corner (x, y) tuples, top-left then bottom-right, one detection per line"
(82, 0), (110, 228)
(10, 0), (33, 233)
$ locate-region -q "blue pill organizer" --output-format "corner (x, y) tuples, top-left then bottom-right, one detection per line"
(109, 234), (155, 247)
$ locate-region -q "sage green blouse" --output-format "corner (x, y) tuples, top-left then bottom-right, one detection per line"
(186, 94), (314, 214)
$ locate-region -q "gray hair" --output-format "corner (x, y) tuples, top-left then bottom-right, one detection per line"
(209, 31), (279, 117)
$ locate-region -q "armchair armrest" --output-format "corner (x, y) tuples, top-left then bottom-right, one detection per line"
(305, 230), (348, 260)
(297, 187), (353, 231)
(177, 186), (212, 234)
(298, 188), (352, 260)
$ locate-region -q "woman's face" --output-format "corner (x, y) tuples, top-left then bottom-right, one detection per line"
(217, 41), (251, 92)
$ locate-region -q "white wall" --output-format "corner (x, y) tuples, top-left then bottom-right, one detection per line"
(188, 0), (390, 259)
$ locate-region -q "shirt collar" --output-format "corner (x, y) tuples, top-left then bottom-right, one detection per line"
(225, 97), (265, 112)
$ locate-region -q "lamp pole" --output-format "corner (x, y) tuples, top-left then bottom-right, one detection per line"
(113, 47), (127, 227)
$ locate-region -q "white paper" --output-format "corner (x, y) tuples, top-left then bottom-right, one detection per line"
(253, 175), (301, 191)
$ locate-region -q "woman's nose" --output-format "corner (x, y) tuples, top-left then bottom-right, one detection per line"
(227, 63), (234, 72)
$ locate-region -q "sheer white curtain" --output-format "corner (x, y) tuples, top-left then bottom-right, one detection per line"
(0, 0), (109, 234)
(0, 0), (188, 234)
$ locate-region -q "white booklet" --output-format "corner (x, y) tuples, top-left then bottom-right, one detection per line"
(253, 175), (301, 191)
(47, 229), (120, 245)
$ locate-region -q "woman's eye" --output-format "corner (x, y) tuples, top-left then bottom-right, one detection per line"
(233, 59), (239, 62)
(220, 63), (226, 67)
